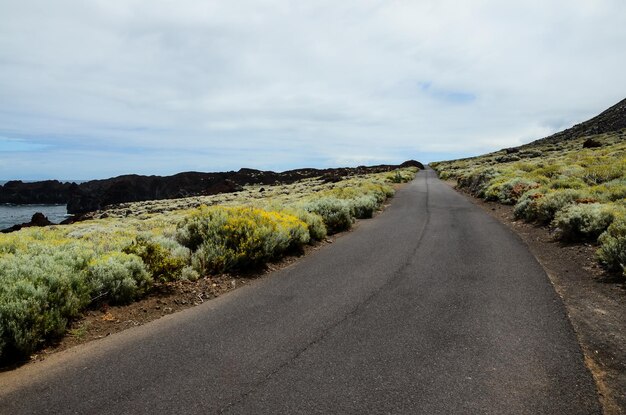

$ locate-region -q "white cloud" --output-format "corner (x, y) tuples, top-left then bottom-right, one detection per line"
(0, 0), (625, 178)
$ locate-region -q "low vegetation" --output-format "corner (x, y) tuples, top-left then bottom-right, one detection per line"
(0, 168), (417, 360)
(431, 129), (626, 278)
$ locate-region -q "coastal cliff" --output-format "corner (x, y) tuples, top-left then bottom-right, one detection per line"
(1, 161), (424, 214)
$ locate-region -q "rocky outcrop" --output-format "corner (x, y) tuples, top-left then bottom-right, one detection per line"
(582, 137), (603, 148)
(0, 180), (73, 204)
(399, 160), (425, 169)
(1, 212), (52, 233)
(66, 173), (247, 214)
(3, 161), (422, 215)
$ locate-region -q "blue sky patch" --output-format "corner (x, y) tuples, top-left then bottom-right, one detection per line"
(0, 137), (49, 152)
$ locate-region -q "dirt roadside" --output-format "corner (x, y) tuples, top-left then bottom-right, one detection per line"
(448, 181), (626, 415)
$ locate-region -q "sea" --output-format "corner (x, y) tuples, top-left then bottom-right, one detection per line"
(0, 204), (70, 230)
(0, 180), (72, 230)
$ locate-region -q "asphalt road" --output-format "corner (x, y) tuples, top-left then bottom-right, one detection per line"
(0, 169), (600, 414)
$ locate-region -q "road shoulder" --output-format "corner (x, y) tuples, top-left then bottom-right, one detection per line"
(446, 181), (626, 415)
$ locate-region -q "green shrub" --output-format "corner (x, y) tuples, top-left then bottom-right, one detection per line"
(597, 218), (626, 274)
(484, 177), (539, 204)
(86, 252), (151, 304)
(348, 195), (379, 218)
(533, 164), (561, 178)
(321, 182), (393, 220)
(457, 168), (499, 197)
(386, 168), (417, 183)
(590, 179), (626, 202)
(582, 162), (625, 185)
(0, 280), (50, 358)
(0, 248), (93, 358)
(304, 197), (353, 234)
(549, 177), (586, 189)
(180, 266), (200, 281)
(387, 171), (404, 183)
(514, 188), (586, 223)
(553, 203), (618, 241)
(279, 207), (327, 241)
(123, 236), (188, 282)
(177, 206), (310, 274)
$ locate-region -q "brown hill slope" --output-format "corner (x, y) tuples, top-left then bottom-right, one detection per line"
(526, 97), (626, 146)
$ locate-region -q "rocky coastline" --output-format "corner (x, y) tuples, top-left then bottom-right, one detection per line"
(0, 161), (423, 223)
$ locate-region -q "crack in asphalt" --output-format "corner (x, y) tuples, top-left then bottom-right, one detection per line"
(218, 176), (431, 414)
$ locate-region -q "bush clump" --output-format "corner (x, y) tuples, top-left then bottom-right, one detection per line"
(303, 197), (353, 234)
(386, 168), (417, 183)
(278, 208), (327, 241)
(553, 203), (619, 241)
(177, 206), (309, 274)
(321, 182), (394, 220)
(0, 246), (93, 359)
(597, 218), (626, 274)
(457, 168), (499, 197)
(514, 188), (586, 223)
(484, 177), (539, 204)
(123, 236), (189, 282)
(86, 252), (151, 304)
(348, 195), (379, 218)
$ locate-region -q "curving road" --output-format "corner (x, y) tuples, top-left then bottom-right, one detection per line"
(0, 169), (600, 414)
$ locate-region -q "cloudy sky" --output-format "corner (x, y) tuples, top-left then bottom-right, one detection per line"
(1, 0), (625, 180)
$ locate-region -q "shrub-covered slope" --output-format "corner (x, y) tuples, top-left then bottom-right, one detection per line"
(432, 100), (626, 279)
(0, 168), (417, 361)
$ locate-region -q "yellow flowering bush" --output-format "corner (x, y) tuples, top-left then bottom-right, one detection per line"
(177, 206), (309, 274)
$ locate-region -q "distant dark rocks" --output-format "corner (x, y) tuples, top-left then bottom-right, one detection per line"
(0, 180), (72, 204)
(1, 212), (53, 233)
(504, 147), (520, 154)
(495, 155), (521, 163)
(399, 160), (425, 169)
(3, 161), (425, 216)
(321, 173), (344, 183)
(582, 137), (602, 148)
(30, 212), (52, 227)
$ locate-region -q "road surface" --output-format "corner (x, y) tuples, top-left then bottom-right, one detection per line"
(0, 169), (600, 414)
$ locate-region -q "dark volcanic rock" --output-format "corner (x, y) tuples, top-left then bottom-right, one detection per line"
(30, 212), (52, 227)
(400, 160), (425, 169)
(66, 165), (414, 214)
(66, 172), (251, 214)
(0, 180), (72, 204)
(5, 162), (424, 215)
(582, 138), (602, 148)
(1, 212), (53, 233)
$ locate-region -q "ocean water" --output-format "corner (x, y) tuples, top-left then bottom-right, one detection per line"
(0, 204), (69, 230)
(0, 180), (76, 230)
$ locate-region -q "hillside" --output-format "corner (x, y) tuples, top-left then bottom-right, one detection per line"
(525, 97), (626, 146)
(431, 98), (626, 277)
